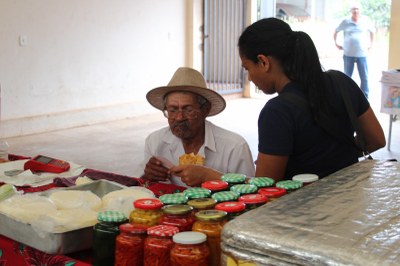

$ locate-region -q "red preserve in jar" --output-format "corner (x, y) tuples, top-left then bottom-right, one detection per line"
(115, 223), (147, 266)
(160, 204), (194, 232)
(144, 225), (179, 266)
(171, 231), (210, 266)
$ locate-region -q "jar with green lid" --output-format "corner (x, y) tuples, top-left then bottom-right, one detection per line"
(276, 180), (303, 193)
(192, 210), (227, 266)
(230, 184), (258, 196)
(211, 191), (240, 203)
(93, 210), (128, 266)
(214, 201), (246, 221)
(159, 193), (188, 205)
(187, 198), (217, 212)
(171, 231), (210, 266)
(144, 225), (179, 266)
(130, 198), (163, 227)
(201, 180), (229, 194)
(238, 194), (268, 210)
(247, 177), (275, 189)
(183, 187), (211, 199)
(292, 173), (319, 186)
(258, 187), (286, 202)
(160, 204), (194, 232)
(221, 173), (246, 187)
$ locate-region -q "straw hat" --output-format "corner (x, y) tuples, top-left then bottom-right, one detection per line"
(146, 67), (226, 116)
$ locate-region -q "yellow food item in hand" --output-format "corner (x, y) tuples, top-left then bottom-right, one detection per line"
(179, 153), (205, 166)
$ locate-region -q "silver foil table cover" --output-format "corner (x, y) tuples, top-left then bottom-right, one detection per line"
(221, 160), (400, 265)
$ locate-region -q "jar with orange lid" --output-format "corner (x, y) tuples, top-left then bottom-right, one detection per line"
(144, 225), (179, 266)
(238, 193), (268, 211)
(130, 198), (163, 227)
(192, 210), (227, 266)
(115, 223), (147, 266)
(258, 187), (286, 202)
(214, 201), (246, 221)
(160, 204), (194, 232)
(171, 231), (210, 266)
(201, 180), (229, 194)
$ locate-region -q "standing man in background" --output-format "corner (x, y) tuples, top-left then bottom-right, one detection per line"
(334, 2), (375, 98)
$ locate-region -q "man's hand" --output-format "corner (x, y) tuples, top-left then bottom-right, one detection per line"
(169, 165), (222, 187)
(142, 156), (170, 182)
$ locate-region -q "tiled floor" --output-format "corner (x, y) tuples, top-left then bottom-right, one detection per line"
(5, 93), (400, 177)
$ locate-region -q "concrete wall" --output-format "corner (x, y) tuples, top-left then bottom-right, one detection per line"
(0, 0), (191, 137)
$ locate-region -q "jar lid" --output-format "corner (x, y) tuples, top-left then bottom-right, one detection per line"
(292, 174), (319, 183)
(134, 198), (163, 210)
(215, 201), (246, 213)
(97, 210), (127, 223)
(276, 180), (303, 190)
(211, 191), (240, 202)
(230, 184), (258, 195)
(183, 188), (211, 199)
(173, 231), (207, 244)
(159, 193), (188, 205)
(162, 204), (193, 215)
(201, 180), (229, 191)
(258, 187), (286, 197)
(187, 198), (217, 209)
(239, 194), (268, 204)
(119, 223), (147, 234)
(221, 173), (246, 183)
(247, 177), (275, 187)
(195, 210), (227, 221)
(147, 225), (179, 237)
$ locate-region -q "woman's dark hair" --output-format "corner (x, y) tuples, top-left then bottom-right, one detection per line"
(238, 17), (329, 121)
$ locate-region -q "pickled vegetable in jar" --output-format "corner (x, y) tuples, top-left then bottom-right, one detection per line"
(183, 187), (211, 199)
(258, 187), (286, 202)
(160, 204), (194, 232)
(276, 180), (303, 193)
(201, 180), (229, 194)
(214, 201), (246, 220)
(171, 231), (210, 266)
(192, 210), (227, 266)
(115, 223), (147, 266)
(144, 225), (179, 266)
(130, 198), (163, 227)
(93, 211), (128, 266)
(238, 193), (268, 210)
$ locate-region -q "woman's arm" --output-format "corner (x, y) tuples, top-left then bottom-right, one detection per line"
(357, 106), (386, 153)
(255, 153), (289, 182)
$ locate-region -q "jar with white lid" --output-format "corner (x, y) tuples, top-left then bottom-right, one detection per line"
(171, 231), (210, 266)
(292, 173), (319, 186)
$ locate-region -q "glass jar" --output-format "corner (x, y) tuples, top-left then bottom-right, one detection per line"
(247, 177), (275, 189)
(130, 198), (163, 227)
(93, 211), (128, 266)
(258, 187), (287, 202)
(159, 193), (188, 205)
(160, 204), (194, 232)
(183, 187), (211, 200)
(115, 223), (147, 266)
(144, 225), (179, 266)
(211, 191), (240, 203)
(276, 180), (303, 193)
(230, 184), (258, 196)
(292, 173), (319, 186)
(201, 180), (229, 194)
(238, 194), (268, 211)
(192, 210), (227, 266)
(214, 201), (246, 221)
(187, 198), (217, 213)
(221, 173), (246, 188)
(171, 231), (210, 266)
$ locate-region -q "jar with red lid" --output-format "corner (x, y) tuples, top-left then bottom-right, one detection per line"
(238, 193), (268, 210)
(160, 204), (194, 232)
(171, 231), (210, 266)
(214, 201), (246, 221)
(258, 187), (286, 202)
(130, 198), (163, 227)
(144, 225), (179, 266)
(201, 180), (229, 194)
(115, 223), (147, 266)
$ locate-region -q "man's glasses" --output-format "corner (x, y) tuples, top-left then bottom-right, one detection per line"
(163, 106), (200, 119)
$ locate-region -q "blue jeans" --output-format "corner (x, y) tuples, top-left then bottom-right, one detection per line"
(343, 55), (369, 98)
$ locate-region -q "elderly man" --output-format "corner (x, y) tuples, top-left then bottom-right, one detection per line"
(135, 67), (255, 187)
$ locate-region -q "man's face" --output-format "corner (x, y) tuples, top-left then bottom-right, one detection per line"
(164, 92), (208, 140)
